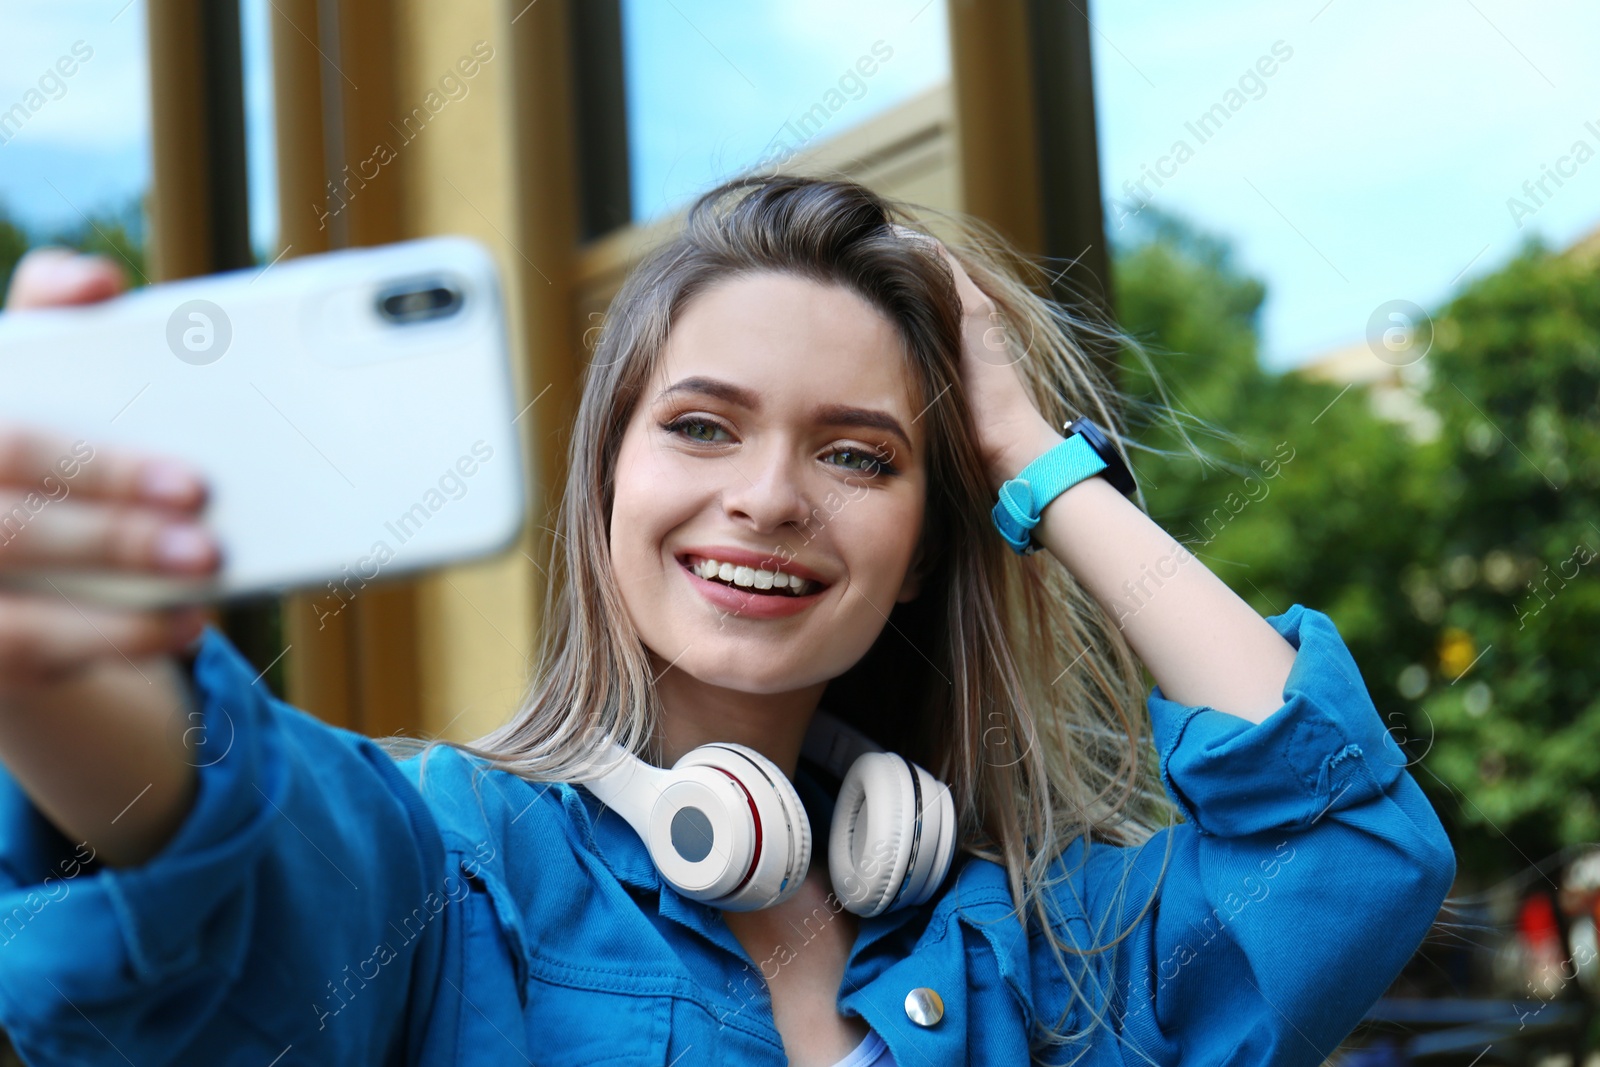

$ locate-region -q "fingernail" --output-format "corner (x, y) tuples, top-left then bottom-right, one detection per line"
(155, 525), (214, 568)
(141, 461), (202, 505)
(32, 250), (98, 287)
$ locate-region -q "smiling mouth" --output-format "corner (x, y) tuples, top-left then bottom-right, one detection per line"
(678, 555), (826, 597)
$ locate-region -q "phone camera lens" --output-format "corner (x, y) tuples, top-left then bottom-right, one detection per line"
(377, 281), (464, 324)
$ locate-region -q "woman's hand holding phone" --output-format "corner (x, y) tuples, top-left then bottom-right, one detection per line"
(0, 249), (220, 866)
(1, 249), (220, 687)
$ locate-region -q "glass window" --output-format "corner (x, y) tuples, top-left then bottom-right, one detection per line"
(620, 0), (951, 225)
(0, 1), (153, 291)
(241, 0), (279, 263)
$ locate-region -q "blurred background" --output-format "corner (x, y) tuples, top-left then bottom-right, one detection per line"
(1, 1), (1597, 1062)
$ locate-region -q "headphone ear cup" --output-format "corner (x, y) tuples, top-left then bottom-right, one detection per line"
(675, 743), (811, 911)
(637, 763), (759, 903)
(829, 753), (956, 918)
(896, 765), (956, 908)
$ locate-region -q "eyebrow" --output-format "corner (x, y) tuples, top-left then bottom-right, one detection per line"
(656, 375), (913, 451)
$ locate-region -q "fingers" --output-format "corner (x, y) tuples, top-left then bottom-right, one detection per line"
(889, 223), (941, 251)
(920, 239), (993, 319)
(4, 248), (127, 310)
(0, 495), (220, 575)
(0, 596), (208, 690)
(0, 262), (213, 692)
(0, 427), (218, 576)
(0, 427), (207, 511)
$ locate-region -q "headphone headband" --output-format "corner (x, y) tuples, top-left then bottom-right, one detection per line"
(800, 709), (884, 780)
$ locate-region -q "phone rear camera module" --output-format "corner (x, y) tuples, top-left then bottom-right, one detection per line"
(376, 280), (464, 325)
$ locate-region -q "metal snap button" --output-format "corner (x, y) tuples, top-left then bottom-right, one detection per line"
(904, 987), (944, 1027)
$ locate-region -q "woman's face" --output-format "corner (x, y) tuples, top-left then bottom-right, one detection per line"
(610, 271), (928, 695)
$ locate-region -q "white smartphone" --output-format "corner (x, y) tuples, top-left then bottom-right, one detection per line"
(0, 236), (526, 609)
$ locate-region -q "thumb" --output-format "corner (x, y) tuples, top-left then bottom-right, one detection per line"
(5, 248), (126, 311)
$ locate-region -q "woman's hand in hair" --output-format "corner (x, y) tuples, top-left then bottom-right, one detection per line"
(929, 243), (1062, 494)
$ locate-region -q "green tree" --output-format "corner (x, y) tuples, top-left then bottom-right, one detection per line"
(1107, 208), (1578, 882)
(0, 210), (28, 296)
(1112, 209), (1440, 688)
(0, 197), (149, 300)
(42, 198), (149, 288)
(1411, 236), (1600, 867)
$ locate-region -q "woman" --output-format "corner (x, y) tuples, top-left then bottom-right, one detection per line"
(0, 174), (1453, 1065)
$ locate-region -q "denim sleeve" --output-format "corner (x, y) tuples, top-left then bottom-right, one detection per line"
(1071, 605), (1456, 1066)
(0, 626), (449, 1065)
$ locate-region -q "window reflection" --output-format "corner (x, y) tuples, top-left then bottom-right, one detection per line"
(619, 0), (950, 225)
(0, 1), (152, 292)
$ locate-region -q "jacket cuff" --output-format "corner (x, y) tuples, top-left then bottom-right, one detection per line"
(1148, 604), (1409, 837)
(0, 624), (282, 1009)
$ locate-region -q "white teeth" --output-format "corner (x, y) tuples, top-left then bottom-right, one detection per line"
(688, 557), (816, 596)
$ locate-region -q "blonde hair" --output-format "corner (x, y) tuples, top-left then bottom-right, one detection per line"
(389, 172), (1176, 1059)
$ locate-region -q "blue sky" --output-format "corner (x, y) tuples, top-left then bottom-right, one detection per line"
(1086, 0), (1600, 368)
(0, 2), (151, 236)
(3, 0), (1597, 370)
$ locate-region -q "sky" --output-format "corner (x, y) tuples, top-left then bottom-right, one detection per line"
(2, 0), (1597, 370)
(0, 1), (151, 236)
(1085, 0), (1600, 368)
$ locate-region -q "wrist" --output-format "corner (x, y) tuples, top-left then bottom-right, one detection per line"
(988, 415), (1064, 493)
(990, 416), (1137, 556)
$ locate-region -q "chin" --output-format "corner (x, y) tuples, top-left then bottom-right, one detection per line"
(680, 655), (818, 696)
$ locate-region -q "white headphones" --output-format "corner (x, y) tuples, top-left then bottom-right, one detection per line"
(579, 711), (957, 916)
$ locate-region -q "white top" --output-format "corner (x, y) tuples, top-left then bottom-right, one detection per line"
(825, 1029), (896, 1067)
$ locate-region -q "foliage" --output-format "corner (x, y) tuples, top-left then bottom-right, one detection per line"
(1110, 209), (1600, 883)
(1413, 239), (1600, 864)
(48, 200), (149, 287)
(0, 211), (28, 298)
(0, 197), (148, 300)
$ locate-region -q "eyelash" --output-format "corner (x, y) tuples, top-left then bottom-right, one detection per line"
(658, 415), (901, 478)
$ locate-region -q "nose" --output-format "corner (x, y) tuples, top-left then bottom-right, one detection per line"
(718, 440), (814, 534)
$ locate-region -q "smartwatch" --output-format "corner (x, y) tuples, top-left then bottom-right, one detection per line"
(991, 417), (1136, 555)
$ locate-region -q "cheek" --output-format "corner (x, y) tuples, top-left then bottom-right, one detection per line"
(834, 482), (925, 583)
(608, 428), (703, 575)
(610, 437), (662, 561)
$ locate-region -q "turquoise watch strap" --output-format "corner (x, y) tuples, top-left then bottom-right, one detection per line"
(990, 433), (1107, 554)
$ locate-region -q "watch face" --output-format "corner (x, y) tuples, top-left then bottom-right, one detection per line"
(1068, 418), (1137, 496)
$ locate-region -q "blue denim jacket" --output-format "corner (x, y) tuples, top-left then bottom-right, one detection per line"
(0, 605), (1455, 1065)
